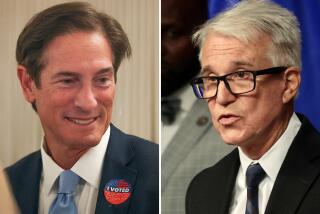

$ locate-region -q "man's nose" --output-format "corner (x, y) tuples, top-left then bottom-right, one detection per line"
(74, 83), (98, 112)
(215, 80), (236, 106)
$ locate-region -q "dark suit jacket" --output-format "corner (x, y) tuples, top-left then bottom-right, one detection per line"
(186, 114), (320, 214)
(5, 124), (159, 214)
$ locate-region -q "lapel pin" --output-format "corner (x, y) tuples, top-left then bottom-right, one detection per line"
(104, 179), (132, 205)
(196, 116), (209, 126)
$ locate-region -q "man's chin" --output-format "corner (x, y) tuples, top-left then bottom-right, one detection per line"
(219, 130), (246, 146)
(66, 135), (102, 149)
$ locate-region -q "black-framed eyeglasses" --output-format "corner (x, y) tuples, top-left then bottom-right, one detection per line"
(190, 66), (287, 99)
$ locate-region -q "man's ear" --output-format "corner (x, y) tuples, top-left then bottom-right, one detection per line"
(17, 65), (37, 103)
(282, 67), (301, 104)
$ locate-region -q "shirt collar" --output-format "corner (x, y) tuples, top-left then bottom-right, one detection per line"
(239, 113), (301, 181)
(41, 125), (110, 195)
(41, 145), (63, 195)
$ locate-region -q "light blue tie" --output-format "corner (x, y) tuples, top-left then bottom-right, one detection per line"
(49, 170), (80, 214)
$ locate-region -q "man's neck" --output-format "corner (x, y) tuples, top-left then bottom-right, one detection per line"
(44, 140), (90, 169)
(241, 109), (294, 160)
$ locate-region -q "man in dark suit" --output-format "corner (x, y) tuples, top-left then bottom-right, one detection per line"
(161, 0), (232, 213)
(187, 1), (320, 214)
(5, 2), (158, 214)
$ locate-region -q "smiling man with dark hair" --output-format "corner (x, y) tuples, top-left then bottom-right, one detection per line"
(5, 2), (158, 214)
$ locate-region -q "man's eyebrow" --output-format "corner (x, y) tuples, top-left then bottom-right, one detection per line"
(52, 67), (114, 79)
(52, 71), (78, 79)
(231, 60), (254, 67)
(96, 67), (114, 75)
(201, 65), (216, 76)
(200, 61), (255, 76)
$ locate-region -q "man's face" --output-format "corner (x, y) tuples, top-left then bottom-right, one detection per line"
(161, 0), (205, 96)
(25, 31), (115, 150)
(201, 33), (288, 150)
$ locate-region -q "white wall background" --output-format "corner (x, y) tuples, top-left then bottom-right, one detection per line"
(0, 0), (159, 167)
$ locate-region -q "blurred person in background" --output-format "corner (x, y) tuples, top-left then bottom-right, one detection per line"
(0, 167), (19, 213)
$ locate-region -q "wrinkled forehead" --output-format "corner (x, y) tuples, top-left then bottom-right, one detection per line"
(200, 32), (273, 74)
(202, 29), (270, 47)
(200, 31), (272, 61)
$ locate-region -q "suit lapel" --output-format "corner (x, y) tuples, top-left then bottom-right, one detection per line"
(95, 125), (138, 214)
(265, 115), (320, 214)
(27, 154), (42, 214)
(7, 151), (42, 214)
(216, 150), (240, 214)
(162, 99), (213, 189)
(187, 149), (239, 214)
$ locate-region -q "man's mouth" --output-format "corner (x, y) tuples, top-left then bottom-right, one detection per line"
(218, 114), (240, 126)
(66, 117), (98, 125)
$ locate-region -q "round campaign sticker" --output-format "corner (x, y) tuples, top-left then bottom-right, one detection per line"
(104, 179), (132, 205)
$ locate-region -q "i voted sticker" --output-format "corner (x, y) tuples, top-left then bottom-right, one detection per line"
(104, 179), (132, 205)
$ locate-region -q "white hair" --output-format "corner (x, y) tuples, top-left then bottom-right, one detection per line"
(193, 0), (301, 67)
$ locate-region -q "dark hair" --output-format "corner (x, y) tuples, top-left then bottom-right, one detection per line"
(16, 1), (132, 87)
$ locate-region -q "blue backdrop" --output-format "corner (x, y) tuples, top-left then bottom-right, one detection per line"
(208, 0), (320, 131)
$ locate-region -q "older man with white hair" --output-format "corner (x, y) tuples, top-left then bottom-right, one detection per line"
(186, 1), (320, 213)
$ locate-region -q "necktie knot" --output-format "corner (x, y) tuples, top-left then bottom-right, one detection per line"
(49, 170), (79, 214)
(58, 170), (80, 194)
(246, 163), (266, 188)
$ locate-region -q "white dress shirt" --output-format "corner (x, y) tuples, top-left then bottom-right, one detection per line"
(229, 113), (301, 214)
(38, 126), (110, 214)
(161, 86), (195, 153)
